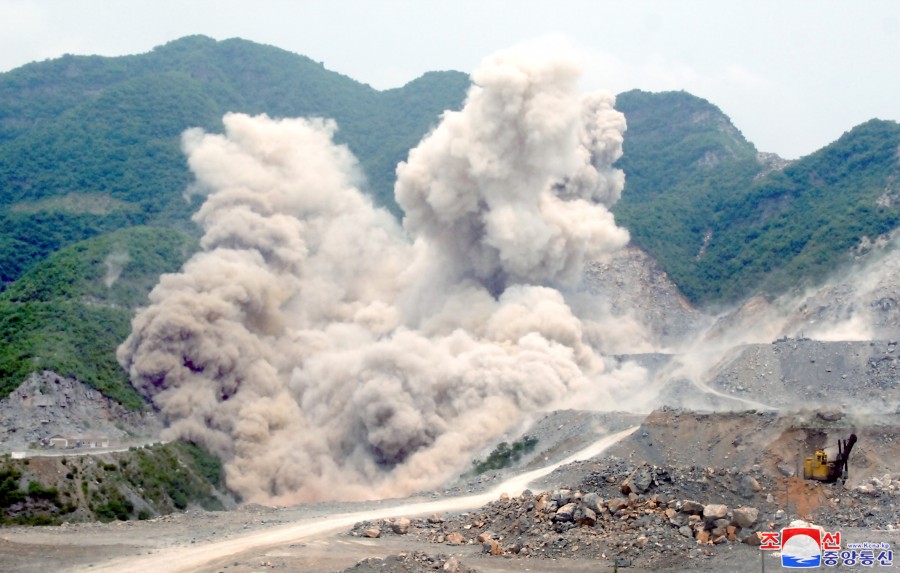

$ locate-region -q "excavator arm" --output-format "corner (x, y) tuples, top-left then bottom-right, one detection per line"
(827, 433), (857, 483)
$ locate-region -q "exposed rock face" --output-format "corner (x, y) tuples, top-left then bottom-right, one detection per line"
(582, 246), (709, 351)
(0, 371), (161, 451)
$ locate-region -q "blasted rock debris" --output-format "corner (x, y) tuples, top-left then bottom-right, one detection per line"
(349, 458), (900, 571)
(342, 551), (482, 573)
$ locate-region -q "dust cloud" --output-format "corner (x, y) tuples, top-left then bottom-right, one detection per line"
(104, 250), (131, 288)
(118, 47), (640, 503)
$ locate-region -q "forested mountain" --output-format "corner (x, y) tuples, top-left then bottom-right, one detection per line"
(613, 90), (900, 304)
(0, 35), (470, 285)
(0, 226), (195, 404)
(0, 36), (898, 407)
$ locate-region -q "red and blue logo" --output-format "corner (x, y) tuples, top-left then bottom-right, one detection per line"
(780, 527), (822, 568)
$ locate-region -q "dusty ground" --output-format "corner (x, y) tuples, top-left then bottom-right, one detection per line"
(1, 407), (898, 573)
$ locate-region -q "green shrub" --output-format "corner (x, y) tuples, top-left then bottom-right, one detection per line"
(470, 435), (539, 475)
(94, 491), (133, 522)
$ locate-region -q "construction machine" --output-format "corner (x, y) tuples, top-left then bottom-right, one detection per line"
(803, 433), (857, 484)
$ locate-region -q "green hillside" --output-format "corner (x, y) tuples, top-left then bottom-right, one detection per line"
(0, 227), (196, 406)
(699, 119), (900, 301)
(613, 90), (900, 304)
(0, 35), (470, 286)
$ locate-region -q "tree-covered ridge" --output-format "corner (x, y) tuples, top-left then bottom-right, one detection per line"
(698, 119), (900, 301)
(612, 90), (766, 303)
(613, 89), (759, 203)
(0, 35), (470, 286)
(613, 90), (900, 304)
(0, 227), (196, 406)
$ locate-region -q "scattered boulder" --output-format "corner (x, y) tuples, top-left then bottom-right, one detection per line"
(575, 506), (597, 527)
(582, 492), (602, 513)
(391, 517), (411, 535)
(445, 532), (465, 545)
(681, 500), (704, 515)
(817, 410), (845, 422)
(702, 503), (728, 523)
(554, 503), (577, 522)
(739, 475), (762, 498)
(481, 539), (502, 555)
(621, 464), (656, 494)
(475, 531), (495, 543)
(732, 506), (759, 529)
(551, 489), (574, 506)
(607, 498), (630, 515)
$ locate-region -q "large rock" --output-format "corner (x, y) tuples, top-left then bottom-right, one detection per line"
(703, 503), (728, 523)
(681, 500), (704, 515)
(582, 492), (602, 513)
(575, 506), (597, 526)
(733, 506), (759, 529)
(696, 529), (711, 544)
(476, 531), (495, 543)
(391, 517), (411, 534)
(621, 464), (656, 494)
(554, 503), (577, 522)
(482, 539), (502, 555)
(607, 498), (630, 515)
(740, 475), (762, 498)
(445, 532), (465, 545)
(817, 410), (844, 422)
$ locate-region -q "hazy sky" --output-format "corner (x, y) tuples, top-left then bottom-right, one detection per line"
(1, 0), (898, 159)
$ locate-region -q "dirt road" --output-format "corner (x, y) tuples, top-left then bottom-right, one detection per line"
(0, 428), (640, 573)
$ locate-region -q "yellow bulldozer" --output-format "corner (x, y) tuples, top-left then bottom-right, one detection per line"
(803, 433), (857, 484)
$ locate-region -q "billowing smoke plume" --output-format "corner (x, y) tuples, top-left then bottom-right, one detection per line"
(118, 47), (631, 503)
(396, 50), (627, 294)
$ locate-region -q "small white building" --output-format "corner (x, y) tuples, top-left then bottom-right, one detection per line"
(47, 434), (110, 449)
(48, 435), (74, 448)
(76, 435), (110, 448)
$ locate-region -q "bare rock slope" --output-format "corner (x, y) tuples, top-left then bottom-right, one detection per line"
(0, 371), (162, 452)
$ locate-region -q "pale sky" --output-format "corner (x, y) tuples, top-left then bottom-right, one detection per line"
(1, 0), (898, 159)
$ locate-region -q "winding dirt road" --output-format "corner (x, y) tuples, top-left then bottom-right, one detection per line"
(70, 426), (639, 573)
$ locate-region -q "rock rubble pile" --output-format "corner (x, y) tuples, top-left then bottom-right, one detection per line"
(349, 460), (900, 570)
